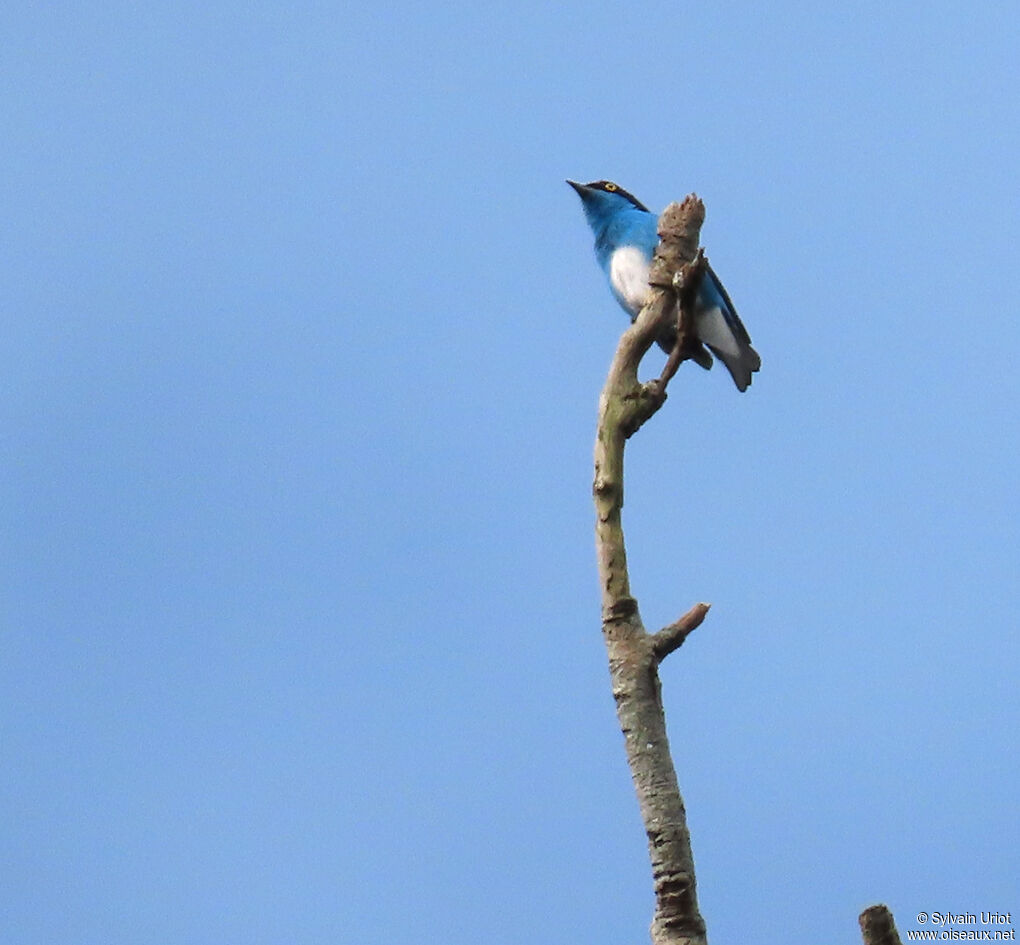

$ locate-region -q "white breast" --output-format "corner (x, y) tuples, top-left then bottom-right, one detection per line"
(609, 246), (651, 317)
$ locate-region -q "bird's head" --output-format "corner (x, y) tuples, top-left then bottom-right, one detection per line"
(567, 179), (649, 230)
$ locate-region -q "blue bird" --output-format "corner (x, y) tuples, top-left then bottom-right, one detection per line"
(568, 179), (760, 391)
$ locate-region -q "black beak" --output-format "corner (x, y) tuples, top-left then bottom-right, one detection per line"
(566, 179), (587, 196)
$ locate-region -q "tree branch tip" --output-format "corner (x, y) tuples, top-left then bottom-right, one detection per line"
(859, 904), (902, 945)
(650, 602), (712, 661)
(676, 601), (711, 621)
(670, 193), (703, 213)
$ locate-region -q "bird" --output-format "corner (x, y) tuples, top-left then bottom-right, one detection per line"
(567, 179), (760, 392)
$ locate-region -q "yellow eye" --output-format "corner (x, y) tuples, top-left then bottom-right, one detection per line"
(604, 182), (617, 191)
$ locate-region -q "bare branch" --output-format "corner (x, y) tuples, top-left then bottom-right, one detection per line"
(651, 603), (712, 662)
(593, 195), (710, 945)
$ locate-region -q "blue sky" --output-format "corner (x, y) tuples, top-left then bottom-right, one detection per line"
(3, 2), (1018, 943)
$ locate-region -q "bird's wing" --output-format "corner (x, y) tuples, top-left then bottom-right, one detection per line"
(693, 264), (761, 392)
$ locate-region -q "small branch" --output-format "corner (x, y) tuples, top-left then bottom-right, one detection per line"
(859, 905), (903, 945)
(651, 603), (712, 662)
(652, 250), (708, 393)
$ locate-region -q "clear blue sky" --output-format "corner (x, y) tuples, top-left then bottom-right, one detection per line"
(3, 2), (1017, 943)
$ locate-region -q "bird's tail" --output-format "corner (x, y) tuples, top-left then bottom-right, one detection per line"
(694, 266), (761, 392)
